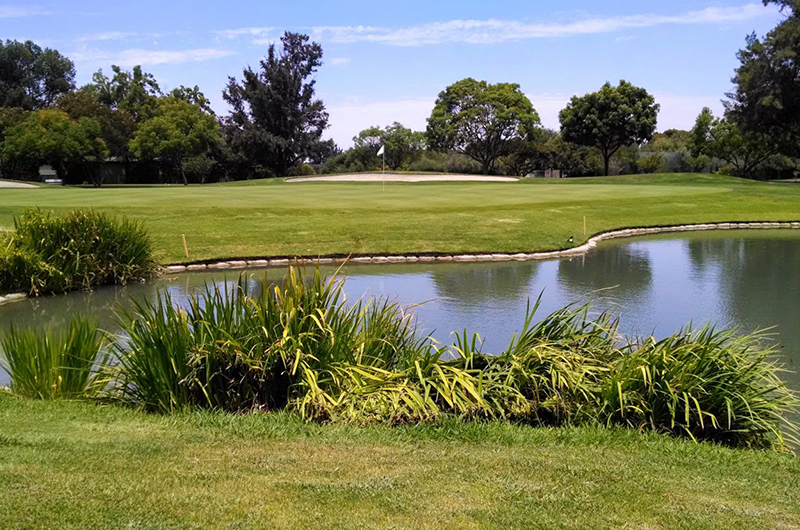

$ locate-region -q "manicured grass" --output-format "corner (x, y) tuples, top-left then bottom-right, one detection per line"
(0, 393), (797, 529)
(1, 173), (799, 263)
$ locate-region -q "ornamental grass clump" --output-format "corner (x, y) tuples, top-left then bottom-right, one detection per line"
(599, 326), (798, 449)
(0, 209), (156, 296)
(94, 267), (800, 449)
(112, 269), (433, 414)
(0, 317), (108, 399)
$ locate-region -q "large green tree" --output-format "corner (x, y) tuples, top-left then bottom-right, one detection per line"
(83, 65), (162, 123)
(0, 40), (75, 110)
(169, 85), (214, 115)
(129, 98), (221, 185)
(382, 122), (425, 170)
(727, 1), (800, 156)
(690, 107), (774, 178)
(0, 107), (32, 179)
(57, 91), (136, 160)
(1, 109), (108, 184)
(353, 122), (425, 170)
(426, 78), (540, 174)
(559, 80), (659, 176)
(222, 32), (332, 177)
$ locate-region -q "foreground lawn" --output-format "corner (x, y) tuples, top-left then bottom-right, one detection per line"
(0, 394), (798, 529)
(1, 173), (799, 263)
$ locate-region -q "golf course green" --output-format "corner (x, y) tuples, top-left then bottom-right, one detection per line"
(2, 173), (799, 264)
(3, 172), (800, 529)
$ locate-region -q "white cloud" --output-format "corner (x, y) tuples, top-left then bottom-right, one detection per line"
(0, 6), (50, 18)
(329, 57), (351, 66)
(310, 4), (771, 46)
(216, 26), (275, 40)
(71, 47), (234, 67)
(77, 31), (141, 42)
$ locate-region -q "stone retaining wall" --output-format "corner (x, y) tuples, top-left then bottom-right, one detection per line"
(2, 221), (798, 305)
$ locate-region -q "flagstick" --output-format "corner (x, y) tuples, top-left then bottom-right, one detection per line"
(380, 145), (385, 192)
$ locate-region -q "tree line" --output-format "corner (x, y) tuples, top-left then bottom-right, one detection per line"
(1, 2), (798, 185)
(0, 33), (334, 186)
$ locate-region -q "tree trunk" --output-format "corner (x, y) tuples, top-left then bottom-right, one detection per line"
(179, 160), (188, 186)
(603, 153), (610, 177)
(58, 161), (68, 185)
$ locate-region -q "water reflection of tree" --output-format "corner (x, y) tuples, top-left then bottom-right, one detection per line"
(0, 272), (271, 333)
(686, 235), (800, 383)
(430, 262), (540, 304)
(687, 236), (800, 334)
(556, 244), (654, 302)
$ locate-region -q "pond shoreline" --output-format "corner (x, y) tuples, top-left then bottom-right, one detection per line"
(161, 220), (800, 273)
(2, 220), (799, 305)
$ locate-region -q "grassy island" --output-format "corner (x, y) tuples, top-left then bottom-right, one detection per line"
(1, 174), (799, 264)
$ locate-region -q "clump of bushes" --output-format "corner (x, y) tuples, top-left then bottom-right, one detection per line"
(0, 209), (157, 296)
(636, 152), (665, 174)
(288, 162), (317, 176)
(1, 268), (796, 450)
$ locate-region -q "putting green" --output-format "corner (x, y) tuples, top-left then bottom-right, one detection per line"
(0, 173), (797, 263)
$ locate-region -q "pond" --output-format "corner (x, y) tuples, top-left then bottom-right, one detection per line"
(2, 229), (800, 394)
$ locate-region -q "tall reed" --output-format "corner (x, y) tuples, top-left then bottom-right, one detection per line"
(0, 209), (156, 296)
(104, 267), (800, 449)
(0, 317), (108, 399)
(599, 326), (798, 449)
(112, 270), (429, 413)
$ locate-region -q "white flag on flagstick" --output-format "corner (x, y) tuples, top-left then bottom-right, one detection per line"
(376, 145), (385, 156)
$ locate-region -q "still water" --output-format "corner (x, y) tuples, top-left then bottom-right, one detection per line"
(2, 229), (800, 391)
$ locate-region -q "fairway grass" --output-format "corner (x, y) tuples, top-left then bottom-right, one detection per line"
(0, 394), (798, 529)
(0, 173), (799, 264)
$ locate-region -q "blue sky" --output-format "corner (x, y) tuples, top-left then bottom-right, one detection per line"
(1, 1), (785, 146)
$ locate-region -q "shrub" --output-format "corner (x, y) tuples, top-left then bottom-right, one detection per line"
(0, 209), (157, 296)
(0, 317), (108, 399)
(407, 151), (446, 173)
(288, 162), (317, 176)
(113, 270), (430, 413)
(444, 152), (484, 174)
(183, 155), (218, 184)
(599, 327), (796, 448)
(637, 152), (665, 174)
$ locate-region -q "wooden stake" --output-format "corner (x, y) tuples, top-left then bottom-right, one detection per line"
(182, 234), (189, 258)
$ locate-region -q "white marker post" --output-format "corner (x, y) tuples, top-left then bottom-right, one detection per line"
(377, 145), (385, 191)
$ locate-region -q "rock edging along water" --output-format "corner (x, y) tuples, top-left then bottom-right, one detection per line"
(160, 221), (800, 274)
(1, 221), (798, 303)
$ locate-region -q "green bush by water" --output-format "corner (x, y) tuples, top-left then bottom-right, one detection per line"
(1, 266), (794, 449)
(112, 269), (431, 413)
(600, 326), (796, 448)
(0, 209), (156, 296)
(0, 317), (108, 399)
(103, 268), (798, 450)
